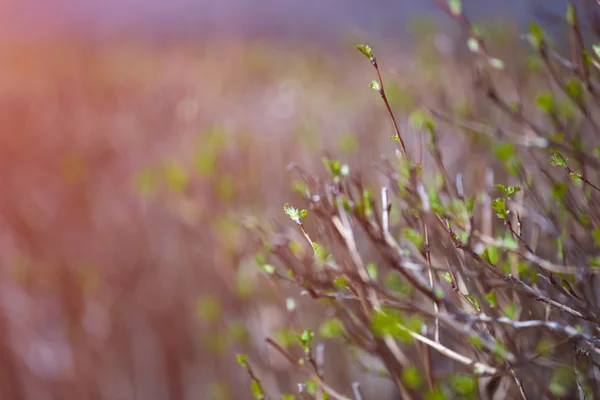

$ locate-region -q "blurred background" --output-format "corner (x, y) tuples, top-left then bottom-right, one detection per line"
(0, 0), (587, 399)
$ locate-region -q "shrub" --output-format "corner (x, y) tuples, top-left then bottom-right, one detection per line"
(240, 2), (600, 399)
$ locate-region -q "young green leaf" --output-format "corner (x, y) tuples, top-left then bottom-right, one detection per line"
(236, 354), (249, 368)
(593, 44), (600, 59)
(492, 198), (509, 219)
(448, 0), (462, 16)
(355, 44), (374, 60)
(402, 365), (424, 389)
(566, 78), (583, 101)
(370, 80), (381, 91)
(319, 318), (345, 338)
(566, 3), (576, 26)
(549, 151), (568, 168)
(467, 37), (479, 53)
(529, 21), (545, 49)
(535, 91), (556, 114)
(284, 203), (308, 224)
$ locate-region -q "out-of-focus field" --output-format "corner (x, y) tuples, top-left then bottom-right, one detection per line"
(0, 19), (531, 399)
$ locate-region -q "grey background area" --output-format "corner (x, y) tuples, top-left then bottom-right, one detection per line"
(0, 0), (577, 42)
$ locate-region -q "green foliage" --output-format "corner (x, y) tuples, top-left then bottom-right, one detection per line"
(467, 38), (479, 53)
(367, 262), (379, 280)
(297, 330), (314, 352)
(284, 203), (308, 224)
(450, 374), (476, 395)
(196, 297), (222, 322)
(493, 142), (521, 175)
(529, 21), (545, 49)
(240, 6), (600, 399)
(163, 161), (189, 193)
(495, 184), (521, 198)
(536, 339), (554, 357)
(491, 198), (509, 219)
(549, 366), (575, 397)
(566, 78), (583, 101)
(355, 44), (374, 61)
(319, 318), (345, 338)
(403, 228), (424, 251)
(371, 309), (414, 343)
(409, 109), (436, 133)
(549, 151), (568, 168)
(448, 0), (462, 16)
(403, 365), (424, 389)
(250, 380), (265, 399)
(535, 91), (556, 114)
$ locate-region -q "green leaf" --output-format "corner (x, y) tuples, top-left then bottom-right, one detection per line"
(482, 245), (499, 264)
(484, 291), (497, 307)
(404, 228), (425, 251)
(501, 234), (518, 251)
(250, 380), (264, 399)
(488, 57), (505, 69)
(281, 395), (296, 400)
(305, 380), (318, 395)
(297, 330), (314, 351)
(371, 309), (413, 343)
(322, 158), (344, 181)
(355, 44), (374, 60)
(526, 55), (542, 72)
(402, 365), (423, 389)
(593, 44), (600, 59)
(536, 339), (554, 357)
(367, 262), (379, 280)
(549, 366), (575, 397)
(448, 0), (462, 16)
(450, 374), (476, 395)
(569, 171), (583, 184)
(492, 142), (521, 175)
(529, 21), (545, 49)
(495, 184), (521, 198)
(566, 3), (576, 26)
(442, 272), (453, 283)
(262, 264), (275, 275)
(196, 297), (222, 322)
(535, 90), (556, 114)
(551, 182), (568, 201)
(163, 162), (189, 193)
(319, 318), (345, 338)
(384, 273), (413, 297)
(425, 389), (447, 400)
(549, 151), (568, 168)
(593, 230), (600, 247)
(274, 328), (296, 348)
(504, 303), (517, 319)
(195, 151), (218, 176)
(236, 354), (249, 368)
(588, 256), (600, 268)
(566, 78), (583, 101)
(409, 109), (436, 133)
(312, 243), (329, 262)
(284, 203), (308, 224)
(492, 198), (509, 219)
(465, 294), (480, 310)
(470, 335), (484, 349)
(467, 37), (479, 53)
(286, 298), (296, 311)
